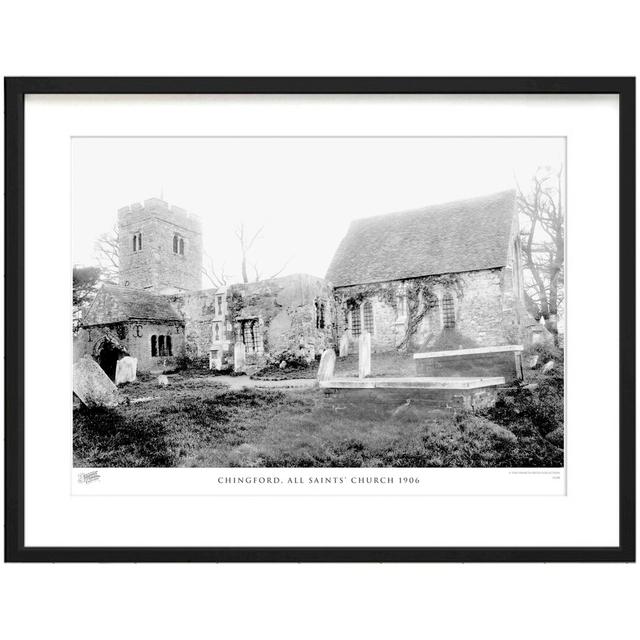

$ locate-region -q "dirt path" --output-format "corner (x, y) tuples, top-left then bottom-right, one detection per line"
(207, 375), (317, 391)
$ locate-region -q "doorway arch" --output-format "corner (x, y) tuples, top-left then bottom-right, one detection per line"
(93, 335), (127, 381)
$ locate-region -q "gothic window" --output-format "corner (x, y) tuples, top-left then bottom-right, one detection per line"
(241, 319), (261, 354)
(442, 292), (456, 328)
(217, 295), (223, 315)
(350, 307), (361, 337)
(166, 335), (172, 356)
(179, 238), (184, 255)
(397, 293), (407, 318)
(363, 300), (374, 335)
(173, 235), (178, 253)
(214, 323), (220, 341)
(158, 335), (165, 356)
(151, 335), (157, 356)
(133, 232), (142, 252)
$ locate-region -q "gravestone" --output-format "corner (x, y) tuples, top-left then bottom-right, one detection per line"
(209, 349), (222, 371)
(317, 349), (336, 381)
(358, 331), (371, 379)
(73, 356), (120, 408)
(541, 360), (555, 374)
(339, 332), (349, 358)
(234, 341), (246, 373)
(526, 354), (539, 369)
(157, 375), (169, 387)
(115, 356), (137, 385)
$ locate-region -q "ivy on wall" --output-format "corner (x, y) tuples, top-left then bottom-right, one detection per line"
(334, 274), (464, 350)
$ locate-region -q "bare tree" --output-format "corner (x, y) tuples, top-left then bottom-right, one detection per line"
(517, 166), (565, 338)
(94, 225), (119, 283)
(235, 223), (264, 283)
(234, 223), (292, 283)
(202, 250), (230, 288)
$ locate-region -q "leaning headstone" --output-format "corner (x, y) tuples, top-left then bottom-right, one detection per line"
(358, 331), (371, 379)
(541, 360), (555, 374)
(317, 349), (336, 381)
(526, 354), (539, 369)
(234, 341), (246, 373)
(73, 356), (120, 408)
(157, 375), (169, 387)
(339, 332), (349, 358)
(115, 356), (137, 385)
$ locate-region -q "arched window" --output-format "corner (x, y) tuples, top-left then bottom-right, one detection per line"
(166, 335), (172, 356)
(151, 335), (157, 356)
(363, 300), (374, 335)
(138, 233), (142, 250)
(173, 235), (178, 253)
(214, 323), (220, 341)
(133, 235), (137, 252)
(158, 335), (165, 356)
(179, 238), (184, 255)
(442, 292), (456, 328)
(350, 308), (361, 337)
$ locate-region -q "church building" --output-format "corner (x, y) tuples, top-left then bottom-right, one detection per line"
(76, 198), (334, 377)
(76, 190), (538, 380)
(326, 190), (536, 354)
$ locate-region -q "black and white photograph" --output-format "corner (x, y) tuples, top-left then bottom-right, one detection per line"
(6, 76), (632, 567)
(72, 136), (565, 471)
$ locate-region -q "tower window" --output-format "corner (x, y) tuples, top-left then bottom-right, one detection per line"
(217, 295), (223, 315)
(133, 232), (142, 252)
(173, 234), (185, 255)
(442, 292), (456, 328)
(151, 335), (157, 356)
(166, 335), (172, 356)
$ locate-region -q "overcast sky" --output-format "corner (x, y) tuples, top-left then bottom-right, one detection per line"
(72, 137), (565, 283)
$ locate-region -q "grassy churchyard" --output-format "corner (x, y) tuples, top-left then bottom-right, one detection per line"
(73, 346), (564, 468)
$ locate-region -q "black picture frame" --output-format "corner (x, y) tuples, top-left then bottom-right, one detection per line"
(4, 77), (635, 563)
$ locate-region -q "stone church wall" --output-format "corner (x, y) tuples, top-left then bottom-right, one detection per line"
(334, 268), (524, 354)
(169, 288), (230, 367)
(75, 320), (185, 373)
(228, 274), (335, 367)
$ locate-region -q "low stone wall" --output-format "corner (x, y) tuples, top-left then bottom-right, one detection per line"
(414, 346), (523, 382)
(322, 387), (499, 413)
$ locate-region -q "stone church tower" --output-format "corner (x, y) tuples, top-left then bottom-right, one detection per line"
(117, 197), (202, 294)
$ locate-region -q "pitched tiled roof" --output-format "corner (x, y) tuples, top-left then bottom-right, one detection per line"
(83, 285), (182, 325)
(326, 190), (516, 287)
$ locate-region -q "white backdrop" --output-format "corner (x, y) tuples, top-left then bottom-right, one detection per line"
(1, 1), (639, 639)
(26, 94), (614, 548)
